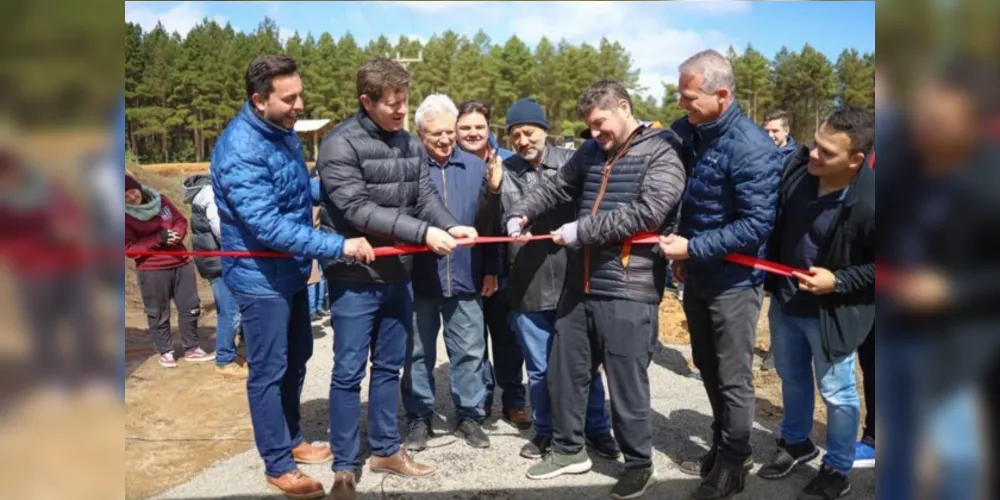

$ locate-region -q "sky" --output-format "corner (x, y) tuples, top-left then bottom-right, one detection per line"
(125, 1), (876, 100)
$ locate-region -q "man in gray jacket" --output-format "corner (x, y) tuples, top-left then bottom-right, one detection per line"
(505, 81), (687, 500)
(478, 98), (619, 463)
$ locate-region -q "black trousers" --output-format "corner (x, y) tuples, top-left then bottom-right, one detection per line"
(683, 284), (763, 466)
(137, 263), (201, 354)
(549, 291), (659, 471)
(482, 280), (526, 412)
(858, 327), (876, 442)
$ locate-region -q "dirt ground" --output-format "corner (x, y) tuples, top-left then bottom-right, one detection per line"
(125, 169), (868, 499)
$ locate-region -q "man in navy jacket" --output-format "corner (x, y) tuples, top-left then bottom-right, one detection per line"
(402, 93), (500, 451)
(660, 49), (782, 500)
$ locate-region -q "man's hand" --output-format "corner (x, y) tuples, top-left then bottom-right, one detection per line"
(426, 227), (458, 256)
(487, 154), (504, 193)
(792, 267), (836, 296)
(671, 261), (687, 284)
(343, 237), (375, 264)
(481, 274), (499, 298)
(659, 234), (690, 260)
(894, 269), (951, 312)
(550, 221), (579, 247)
(506, 216), (532, 244)
(448, 225), (479, 243)
(166, 230), (181, 246)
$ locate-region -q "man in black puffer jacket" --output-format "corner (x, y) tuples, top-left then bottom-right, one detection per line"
(506, 81), (686, 500)
(316, 56), (478, 493)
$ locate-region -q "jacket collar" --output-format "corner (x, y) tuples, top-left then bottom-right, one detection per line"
(357, 108), (399, 141)
(509, 147), (560, 177)
(693, 102), (743, 144)
(240, 101), (295, 141)
(426, 148), (467, 170)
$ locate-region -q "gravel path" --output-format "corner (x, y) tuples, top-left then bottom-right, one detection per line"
(154, 320), (875, 500)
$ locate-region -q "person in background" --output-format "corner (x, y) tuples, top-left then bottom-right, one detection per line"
(757, 107), (875, 500)
(125, 174), (214, 368)
(455, 99), (530, 428)
(182, 174), (247, 379)
(317, 56), (475, 498)
(306, 167), (330, 321)
(212, 54), (375, 500)
(480, 98), (619, 463)
(662, 49), (782, 500)
(763, 109), (797, 161)
(403, 94), (497, 451)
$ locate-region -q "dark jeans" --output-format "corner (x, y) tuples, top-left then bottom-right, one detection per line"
(483, 279), (527, 412)
(210, 277), (241, 366)
(233, 288), (313, 478)
(550, 292), (659, 471)
(328, 280), (410, 473)
(307, 278), (328, 315)
(404, 295), (487, 422)
(858, 327), (875, 442)
(683, 284), (763, 467)
(137, 263), (201, 354)
(19, 273), (99, 383)
(511, 310), (611, 438)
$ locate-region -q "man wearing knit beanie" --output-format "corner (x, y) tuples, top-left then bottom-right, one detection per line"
(480, 98), (621, 467)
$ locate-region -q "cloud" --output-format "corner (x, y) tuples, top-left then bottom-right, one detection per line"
(388, 1), (484, 13)
(670, 0), (754, 15)
(507, 2), (737, 100)
(125, 1), (223, 37)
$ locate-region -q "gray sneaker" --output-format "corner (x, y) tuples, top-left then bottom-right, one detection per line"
(526, 449), (592, 480)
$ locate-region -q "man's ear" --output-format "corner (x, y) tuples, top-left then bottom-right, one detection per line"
(359, 95), (373, 113)
(251, 93), (267, 113)
(849, 151), (867, 170)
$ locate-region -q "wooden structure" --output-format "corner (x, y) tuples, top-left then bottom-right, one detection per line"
(294, 119), (337, 162)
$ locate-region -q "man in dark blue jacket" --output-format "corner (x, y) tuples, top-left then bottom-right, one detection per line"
(402, 94), (499, 451)
(212, 55), (375, 500)
(763, 109), (797, 163)
(659, 49), (782, 500)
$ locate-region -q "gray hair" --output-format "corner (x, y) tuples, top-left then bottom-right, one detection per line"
(414, 93), (459, 131)
(679, 49), (736, 94)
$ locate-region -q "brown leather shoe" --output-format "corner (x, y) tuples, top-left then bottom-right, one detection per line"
(265, 469), (325, 499)
(329, 471), (357, 500)
(292, 442), (333, 464)
(369, 450), (436, 478)
(503, 407), (533, 430)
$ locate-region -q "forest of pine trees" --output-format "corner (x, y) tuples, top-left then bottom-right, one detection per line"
(125, 18), (875, 164)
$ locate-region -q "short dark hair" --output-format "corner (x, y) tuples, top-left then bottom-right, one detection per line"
(457, 100), (491, 124)
(356, 56), (410, 103)
(245, 55), (298, 102)
(764, 109), (789, 128)
(824, 106), (875, 155)
(935, 53), (1000, 121)
(575, 80), (633, 119)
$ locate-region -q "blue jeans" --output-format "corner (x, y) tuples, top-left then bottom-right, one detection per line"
(328, 280), (410, 473)
(233, 289), (313, 478)
(210, 277), (241, 366)
(403, 295), (487, 423)
(482, 278), (526, 412)
(769, 306), (860, 475)
(307, 279), (328, 316)
(511, 310), (611, 438)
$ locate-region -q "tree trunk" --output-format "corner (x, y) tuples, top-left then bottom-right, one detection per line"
(162, 133), (168, 163)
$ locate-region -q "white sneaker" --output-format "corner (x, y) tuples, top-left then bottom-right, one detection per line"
(183, 347), (216, 363)
(159, 352), (178, 368)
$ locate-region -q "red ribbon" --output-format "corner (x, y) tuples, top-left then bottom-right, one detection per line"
(125, 233), (811, 278)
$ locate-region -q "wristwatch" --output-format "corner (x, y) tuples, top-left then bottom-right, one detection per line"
(833, 276), (846, 294)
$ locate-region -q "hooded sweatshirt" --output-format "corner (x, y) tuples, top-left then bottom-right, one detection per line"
(125, 187), (191, 271)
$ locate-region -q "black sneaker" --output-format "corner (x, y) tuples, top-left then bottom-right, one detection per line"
(679, 448), (753, 478)
(404, 420), (432, 452)
(586, 432), (622, 460)
(690, 462), (747, 500)
(798, 465), (852, 499)
(611, 467), (655, 499)
(456, 419), (491, 449)
(758, 438), (820, 480)
(761, 352), (776, 371)
(520, 434), (552, 459)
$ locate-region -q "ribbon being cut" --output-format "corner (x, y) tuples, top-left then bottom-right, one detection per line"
(124, 232), (810, 279)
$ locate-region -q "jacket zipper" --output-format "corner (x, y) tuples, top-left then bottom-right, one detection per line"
(441, 168), (452, 297)
(584, 129), (642, 294)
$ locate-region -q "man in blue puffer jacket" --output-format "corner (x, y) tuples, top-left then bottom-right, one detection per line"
(211, 54), (374, 500)
(659, 49), (782, 500)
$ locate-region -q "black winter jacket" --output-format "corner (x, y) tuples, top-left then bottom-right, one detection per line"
(317, 110), (459, 284)
(506, 125), (687, 304)
(479, 147), (577, 312)
(765, 147), (876, 362)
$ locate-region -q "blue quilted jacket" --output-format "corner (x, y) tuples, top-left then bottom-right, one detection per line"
(671, 103), (782, 291)
(211, 103), (346, 297)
